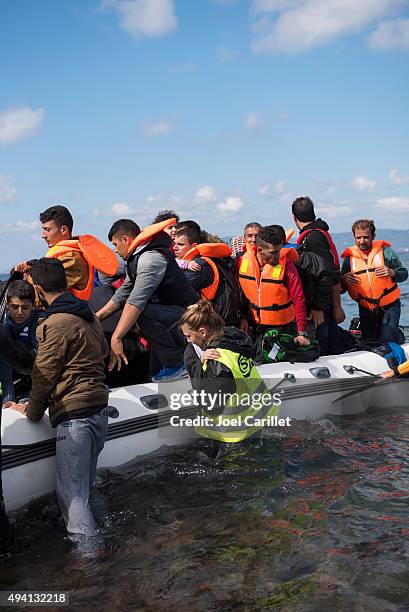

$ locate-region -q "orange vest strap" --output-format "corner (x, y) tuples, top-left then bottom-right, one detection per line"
(183, 242), (231, 261)
(285, 228), (295, 243)
(127, 218), (176, 257)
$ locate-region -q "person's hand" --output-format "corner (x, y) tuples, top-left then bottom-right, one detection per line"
(200, 349), (221, 364)
(380, 369), (395, 378)
(294, 335), (310, 347)
(2, 400), (14, 409)
(375, 266), (394, 278)
(187, 260), (201, 272)
(7, 401), (28, 414)
(310, 309), (324, 327)
(14, 260), (30, 273)
(109, 336), (128, 371)
(343, 272), (360, 286)
(239, 318), (249, 334)
(333, 305), (346, 324)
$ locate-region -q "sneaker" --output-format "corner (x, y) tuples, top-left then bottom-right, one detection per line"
(151, 364), (189, 382)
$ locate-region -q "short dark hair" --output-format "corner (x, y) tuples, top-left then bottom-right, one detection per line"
(108, 219), (140, 241)
(175, 227), (200, 245)
(153, 210), (179, 224)
(244, 222), (262, 232)
(352, 219), (376, 237)
(257, 225), (286, 247)
(30, 258), (67, 293)
(292, 197), (316, 222)
(39, 205), (74, 233)
(7, 280), (35, 304)
(177, 220), (207, 242)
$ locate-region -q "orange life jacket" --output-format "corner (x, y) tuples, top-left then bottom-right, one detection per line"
(182, 242), (232, 300)
(46, 235), (118, 301)
(239, 247), (298, 326)
(341, 240), (400, 311)
(127, 218), (176, 257)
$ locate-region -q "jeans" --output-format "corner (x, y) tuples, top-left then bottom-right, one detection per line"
(138, 304), (186, 375)
(359, 300), (402, 343)
(55, 408), (108, 536)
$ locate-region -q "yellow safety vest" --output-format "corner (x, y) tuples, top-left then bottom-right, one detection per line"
(195, 348), (280, 443)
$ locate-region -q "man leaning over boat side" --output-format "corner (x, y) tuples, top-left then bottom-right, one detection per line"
(7, 258), (109, 539)
(14, 205), (118, 301)
(341, 219), (408, 343)
(95, 218), (198, 382)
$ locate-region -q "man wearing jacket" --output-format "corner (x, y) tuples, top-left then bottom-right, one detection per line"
(292, 196), (344, 355)
(96, 218), (198, 382)
(341, 219), (408, 342)
(8, 258), (109, 538)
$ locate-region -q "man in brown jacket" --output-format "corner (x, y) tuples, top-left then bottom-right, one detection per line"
(9, 258), (109, 538)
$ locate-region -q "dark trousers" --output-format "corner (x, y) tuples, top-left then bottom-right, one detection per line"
(359, 300), (402, 343)
(0, 328), (35, 375)
(138, 304), (186, 375)
(313, 309), (343, 356)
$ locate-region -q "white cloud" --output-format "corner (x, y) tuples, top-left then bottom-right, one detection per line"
(102, 0), (177, 38)
(389, 168), (409, 186)
(352, 175), (376, 192)
(140, 119), (175, 138)
(0, 175), (18, 204)
(0, 107), (44, 146)
(217, 196), (243, 215)
(258, 180), (286, 197)
(244, 112), (266, 131)
(376, 196), (409, 211)
(277, 112), (289, 122)
(216, 45), (237, 63)
(368, 18), (409, 50)
(252, 0), (302, 13)
(112, 201), (133, 215)
(279, 191), (292, 204)
(195, 185), (218, 203)
(0, 220), (39, 235)
(168, 62), (196, 75)
(251, 0), (403, 54)
(145, 192), (186, 207)
(94, 201), (136, 217)
(316, 204), (354, 218)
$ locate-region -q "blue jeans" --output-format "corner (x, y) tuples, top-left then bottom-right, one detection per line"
(55, 409), (108, 536)
(359, 300), (402, 343)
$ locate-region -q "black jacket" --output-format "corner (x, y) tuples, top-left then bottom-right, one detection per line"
(184, 327), (255, 411)
(126, 232), (198, 308)
(297, 218), (340, 311)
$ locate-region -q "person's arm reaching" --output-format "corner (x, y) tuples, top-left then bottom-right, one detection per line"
(284, 262), (309, 346)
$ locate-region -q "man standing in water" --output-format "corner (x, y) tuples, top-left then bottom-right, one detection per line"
(8, 258), (109, 538)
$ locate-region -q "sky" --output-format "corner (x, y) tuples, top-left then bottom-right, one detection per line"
(1, 0), (409, 271)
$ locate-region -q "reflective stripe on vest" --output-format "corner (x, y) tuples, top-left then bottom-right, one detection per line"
(196, 348), (279, 442)
(238, 248), (296, 326)
(341, 240), (400, 311)
(46, 241), (94, 301)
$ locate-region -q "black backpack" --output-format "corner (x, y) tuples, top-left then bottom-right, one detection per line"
(211, 257), (242, 326)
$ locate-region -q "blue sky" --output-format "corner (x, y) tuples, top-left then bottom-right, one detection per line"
(1, 0), (409, 270)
